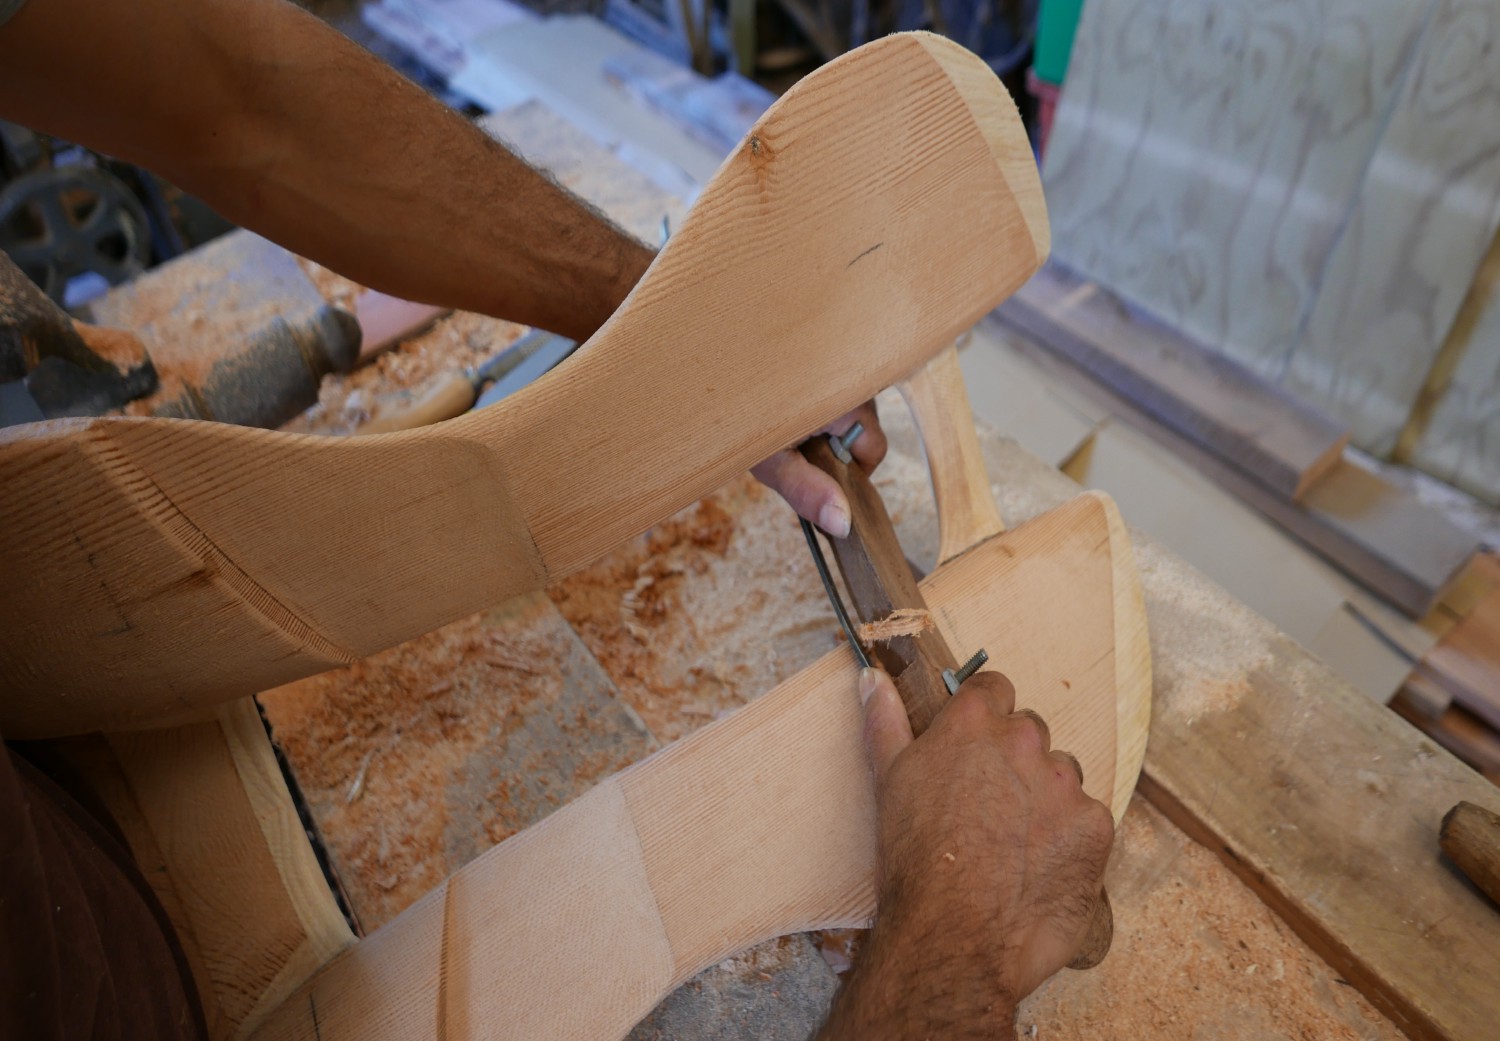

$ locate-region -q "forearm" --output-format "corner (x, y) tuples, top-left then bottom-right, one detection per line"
(815, 916), (1018, 1041)
(0, 0), (654, 340)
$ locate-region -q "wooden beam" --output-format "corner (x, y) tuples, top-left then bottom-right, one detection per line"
(991, 312), (1480, 617)
(0, 33), (1048, 738)
(249, 490), (1150, 1041)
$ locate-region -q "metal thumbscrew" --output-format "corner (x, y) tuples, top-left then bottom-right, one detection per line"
(829, 421), (865, 464)
(942, 648), (990, 695)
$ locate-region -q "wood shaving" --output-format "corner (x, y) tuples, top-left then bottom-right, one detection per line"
(856, 608), (932, 642)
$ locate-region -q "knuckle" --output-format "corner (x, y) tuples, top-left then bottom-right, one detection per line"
(942, 686), (994, 736)
(960, 670), (1016, 708)
(1002, 709), (1050, 756)
(1050, 750), (1085, 787)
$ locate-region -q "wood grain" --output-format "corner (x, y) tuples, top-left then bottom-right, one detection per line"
(897, 343), (1006, 562)
(0, 33), (1048, 738)
(250, 490), (1150, 1041)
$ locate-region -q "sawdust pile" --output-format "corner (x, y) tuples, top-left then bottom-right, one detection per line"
(284, 309), (526, 435)
(259, 595), (644, 930)
(1017, 798), (1402, 1040)
(550, 474), (843, 743)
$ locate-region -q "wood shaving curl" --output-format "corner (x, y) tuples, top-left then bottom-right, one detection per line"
(856, 608), (932, 643)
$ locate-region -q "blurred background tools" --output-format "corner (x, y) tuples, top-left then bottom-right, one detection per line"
(96, 231), (366, 427)
(358, 327), (577, 434)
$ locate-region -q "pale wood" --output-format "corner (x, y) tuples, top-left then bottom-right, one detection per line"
(1418, 552), (1500, 731)
(61, 700), (354, 1041)
(0, 32), (1048, 738)
(357, 371), (476, 434)
(897, 342), (1006, 563)
(251, 489), (1151, 1041)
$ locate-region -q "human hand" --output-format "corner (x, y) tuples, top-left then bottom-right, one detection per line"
(750, 400), (887, 537)
(818, 668), (1115, 1040)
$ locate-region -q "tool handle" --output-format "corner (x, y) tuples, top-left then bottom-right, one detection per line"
(1441, 800), (1500, 907)
(800, 435), (956, 735)
(801, 419), (1114, 971)
(359, 371), (476, 434)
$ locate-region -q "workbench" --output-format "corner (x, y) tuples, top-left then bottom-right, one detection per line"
(107, 100), (1498, 1040)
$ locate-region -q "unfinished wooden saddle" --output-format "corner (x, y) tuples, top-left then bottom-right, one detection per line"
(2, 32), (1050, 739)
(6, 32), (1152, 1041)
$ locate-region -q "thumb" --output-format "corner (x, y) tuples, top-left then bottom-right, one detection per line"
(860, 667), (913, 784)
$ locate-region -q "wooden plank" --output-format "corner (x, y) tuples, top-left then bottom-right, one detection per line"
(353, 291), (448, 364)
(1418, 553), (1500, 730)
(249, 490), (1150, 1041)
(990, 312), (1482, 617)
(998, 264), (1350, 501)
(1060, 418), (1350, 648)
(0, 33), (1049, 738)
(978, 442), (1500, 1041)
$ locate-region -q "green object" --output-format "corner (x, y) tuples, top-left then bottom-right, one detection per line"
(1034, 0), (1085, 86)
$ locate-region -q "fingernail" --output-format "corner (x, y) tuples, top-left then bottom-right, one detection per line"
(819, 502), (851, 539)
(859, 667), (880, 706)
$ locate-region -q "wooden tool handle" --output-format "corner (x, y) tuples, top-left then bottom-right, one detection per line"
(1441, 801), (1500, 907)
(358, 371), (476, 434)
(800, 435), (957, 733)
(801, 425), (1114, 969)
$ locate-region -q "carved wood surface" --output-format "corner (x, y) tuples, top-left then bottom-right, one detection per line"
(250, 491), (1150, 1041)
(0, 32), (1048, 738)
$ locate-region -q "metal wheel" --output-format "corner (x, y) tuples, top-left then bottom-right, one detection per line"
(0, 165), (150, 303)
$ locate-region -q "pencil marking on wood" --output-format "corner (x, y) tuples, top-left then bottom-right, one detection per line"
(847, 242), (884, 268)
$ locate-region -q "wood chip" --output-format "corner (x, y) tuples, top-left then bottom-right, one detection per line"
(856, 607), (932, 642)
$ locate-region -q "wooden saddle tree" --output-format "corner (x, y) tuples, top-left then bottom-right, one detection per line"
(12, 31), (1152, 1041)
(2, 32), (1049, 739)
